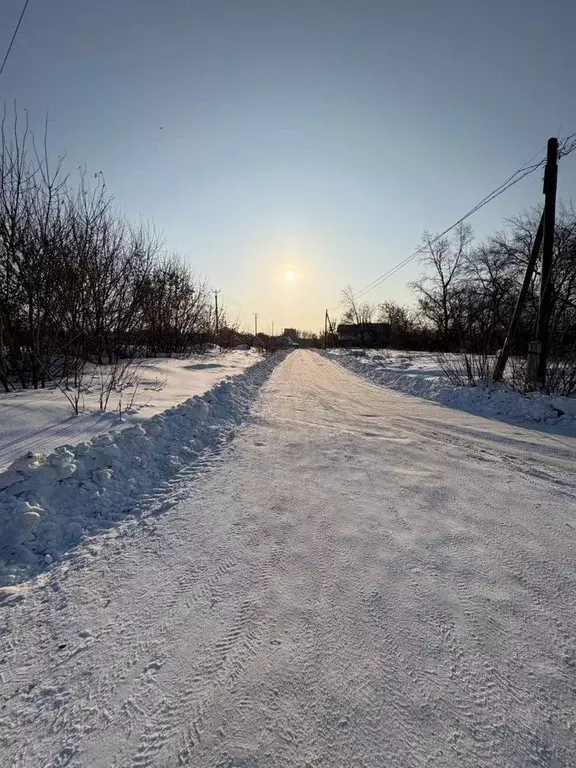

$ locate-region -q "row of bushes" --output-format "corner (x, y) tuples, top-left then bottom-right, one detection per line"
(0, 110), (236, 392)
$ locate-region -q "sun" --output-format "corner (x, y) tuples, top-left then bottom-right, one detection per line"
(285, 270), (295, 281)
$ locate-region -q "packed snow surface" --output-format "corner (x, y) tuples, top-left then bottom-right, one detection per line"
(1, 351), (576, 767)
(329, 348), (576, 430)
(0, 350), (261, 471)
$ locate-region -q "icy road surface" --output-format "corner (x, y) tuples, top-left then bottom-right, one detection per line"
(2, 350), (576, 767)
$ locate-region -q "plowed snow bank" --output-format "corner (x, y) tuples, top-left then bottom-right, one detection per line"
(328, 349), (576, 430)
(0, 350), (262, 471)
(0, 352), (286, 585)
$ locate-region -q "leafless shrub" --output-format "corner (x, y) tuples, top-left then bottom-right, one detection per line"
(500, 348), (576, 397)
(96, 358), (147, 412)
(27, 348), (90, 415)
(436, 352), (494, 387)
(503, 356), (529, 394)
(543, 347), (576, 396)
(124, 364), (167, 413)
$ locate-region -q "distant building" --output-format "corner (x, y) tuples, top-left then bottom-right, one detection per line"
(283, 328), (299, 341)
(337, 323), (390, 348)
(252, 334), (298, 352)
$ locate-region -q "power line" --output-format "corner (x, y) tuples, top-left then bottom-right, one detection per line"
(0, 0), (31, 79)
(351, 155), (548, 303)
(334, 136), (576, 309)
(354, 164), (541, 299)
(559, 132), (576, 158)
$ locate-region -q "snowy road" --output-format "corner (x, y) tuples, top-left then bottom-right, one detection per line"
(2, 350), (576, 767)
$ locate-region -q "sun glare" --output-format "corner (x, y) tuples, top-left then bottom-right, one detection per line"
(285, 270), (295, 281)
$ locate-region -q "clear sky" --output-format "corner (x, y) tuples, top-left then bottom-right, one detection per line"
(2, 0), (576, 333)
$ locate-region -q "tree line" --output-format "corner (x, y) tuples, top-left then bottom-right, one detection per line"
(340, 210), (576, 392)
(0, 110), (234, 393)
(341, 214), (576, 354)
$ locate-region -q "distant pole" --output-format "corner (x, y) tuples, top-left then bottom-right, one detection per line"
(327, 312), (338, 347)
(493, 214), (544, 382)
(213, 290), (220, 344)
(324, 310), (328, 349)
(254, 313), (258, 337)
(536, 137), (559, 387)
(271, 320), (275, 337)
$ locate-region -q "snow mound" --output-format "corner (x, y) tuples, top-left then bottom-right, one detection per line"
(328, 349), (576, 430)
(0, 352), (286, 585)
(0, 349), (262, 471)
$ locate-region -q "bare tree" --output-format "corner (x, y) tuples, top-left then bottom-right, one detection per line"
(377, 301), (423, 349)
(0, 105), (226, 399)
(340, 285), (375, 325)
(411, 223), (473, 348)
(339, 286), (376, 347)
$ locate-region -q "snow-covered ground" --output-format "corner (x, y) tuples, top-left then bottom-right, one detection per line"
(2, 350), (575, 767)
(328, 348), (576, 432)
(0, 350), (261, 471)
(0, 350), (278, 587)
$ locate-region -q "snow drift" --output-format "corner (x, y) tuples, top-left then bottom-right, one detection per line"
(0, 349), (262, 472)
(0, 352), (286, 585)
(328, 349), (576, 430)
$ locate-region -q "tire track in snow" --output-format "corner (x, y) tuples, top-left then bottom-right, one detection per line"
(176, 535), (295, 765)
(410, 480), (575, 767)
(107, 555), (240, 731)
(120, 498), (293, 768)
(356, 516), (513, 768)
(126, 597), (263, 768)
(412, 421), (576, 505)
(6, 544), (241, 768)
(359, 586), (434, 767)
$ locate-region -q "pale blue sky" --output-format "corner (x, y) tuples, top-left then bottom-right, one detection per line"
(2, 0), (576, 332)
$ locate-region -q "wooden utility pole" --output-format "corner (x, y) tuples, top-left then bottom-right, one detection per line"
(535, 137), (558, 387)
(324, 310), (328, 349)
(493, 214), (544, 382)
(271, 320), (275, 337)
(254, 313), (258, 337)
(327, 312), (338, 348)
